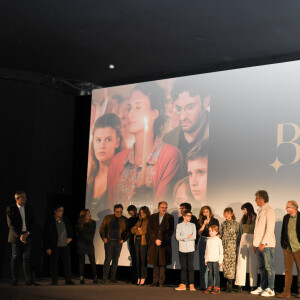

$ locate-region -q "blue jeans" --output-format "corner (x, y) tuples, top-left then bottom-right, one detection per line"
(199, 236), (208, 288)
(257, 247), (275, 290)
(103, 241), (122, 280)
(207, 262), (220, 287)
(11, 239), (32, 282)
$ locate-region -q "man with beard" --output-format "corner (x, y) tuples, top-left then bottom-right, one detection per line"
(163, 77), (210, 174)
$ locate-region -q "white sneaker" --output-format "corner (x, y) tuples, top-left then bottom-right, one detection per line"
(251, 287), (265, 295)
(261, 288), (275, 297)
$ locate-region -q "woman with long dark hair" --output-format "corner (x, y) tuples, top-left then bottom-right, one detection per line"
(198, 205), (219, 290)
(77, 209), (97, 284)
(235, 202), (257, 292)
(131, 206), (151, 286)
(86, 113), (123, 218)
(107, 82), (183, 210)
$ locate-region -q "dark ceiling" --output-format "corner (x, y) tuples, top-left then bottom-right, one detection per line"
(1, 1), (300, 88)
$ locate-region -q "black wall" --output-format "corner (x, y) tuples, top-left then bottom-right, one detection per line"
(0, 78), (90, 279)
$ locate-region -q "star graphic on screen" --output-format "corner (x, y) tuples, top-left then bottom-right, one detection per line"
(270, 157), (283, 173)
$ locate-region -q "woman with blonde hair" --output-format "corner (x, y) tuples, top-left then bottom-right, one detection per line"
(76, 209), (97, 284)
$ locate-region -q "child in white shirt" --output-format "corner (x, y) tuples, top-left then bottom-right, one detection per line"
(204, 225), (223, 294)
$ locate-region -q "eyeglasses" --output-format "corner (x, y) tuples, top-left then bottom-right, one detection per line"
(173, 101), (201, 115)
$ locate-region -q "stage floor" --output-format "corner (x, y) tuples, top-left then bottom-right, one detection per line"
(0, 278), (280, 300)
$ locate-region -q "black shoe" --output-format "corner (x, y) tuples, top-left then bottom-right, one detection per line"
(65, 280), (75, 285)
(26, 281), (40, 286)
(80, 277), (85, 284)
(51, 280), (58, 285)
(93, 277), (98, 284)
(149, 282), (158, 287)
(11, 280), (18, 286)
(101, 279), (108, 284)
(226, 279), (233, 293)
(109, 279), (118, 283)
(237, 286), (242, 293)
(159, 284), (164, 287)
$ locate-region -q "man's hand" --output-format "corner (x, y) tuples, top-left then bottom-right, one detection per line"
(120, 240), (124, 244)
(253, 246), (256, 253)
(155, 239), (162, 246)
(67, 238), (72, 244)
(103, 238), (108, 243)
(259, 244), (265, 252)
(46, 249), (52, 255)
(20, 233), (29, 243)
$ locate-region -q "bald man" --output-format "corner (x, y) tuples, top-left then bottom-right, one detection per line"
(279, 201), (300, 298)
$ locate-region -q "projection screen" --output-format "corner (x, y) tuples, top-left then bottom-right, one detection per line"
(86, 60), (300, 274)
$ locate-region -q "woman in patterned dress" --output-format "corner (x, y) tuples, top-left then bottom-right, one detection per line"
(220, 207), (240, 292)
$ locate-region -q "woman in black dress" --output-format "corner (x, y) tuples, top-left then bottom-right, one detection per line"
(77, 209), (97, 284)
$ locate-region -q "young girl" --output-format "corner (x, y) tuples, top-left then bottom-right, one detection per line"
(220, 207), (240, 292)
(204, 225), (223, 294)
(235, 202), (257, 292)
(86, 113), (123, 218)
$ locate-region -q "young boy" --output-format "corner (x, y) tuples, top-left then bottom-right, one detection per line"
(175, 210), (196, 292)
(204, 225), (223, 294)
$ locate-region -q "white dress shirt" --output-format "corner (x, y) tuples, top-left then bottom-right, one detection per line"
(205, 236), (223, 263)
(17, 204), (27, 232)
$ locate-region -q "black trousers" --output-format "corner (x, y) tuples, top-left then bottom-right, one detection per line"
(78, 252), (97, 278)
(11, 239), (32, 282)
(179, 251), (194, 285)
(129, 241), (137, 281)
(135, 239), (147, 279)
(103, 241), (122, 280)
(153, 266), (165, 285)
(50, 245), (72, 282)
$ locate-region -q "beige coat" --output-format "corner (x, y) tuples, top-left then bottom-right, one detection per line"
(253, 203), (276, 247)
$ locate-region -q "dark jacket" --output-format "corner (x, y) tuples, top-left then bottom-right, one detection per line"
(6, 203), (33, 243)
(128, 216), (139, 246)
(76, 220), (96, 254)
(99, 214), (129, 242)
(281, 212), (300, 249)
(44, 216), (73, 250)
(148, 212), (174, 266)
(198, 217), (219, 237)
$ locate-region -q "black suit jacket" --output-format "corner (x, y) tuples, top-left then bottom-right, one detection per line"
(6, 203), (33, 243)
(44, 216), (73, 250)
(281, 211), (300, 249)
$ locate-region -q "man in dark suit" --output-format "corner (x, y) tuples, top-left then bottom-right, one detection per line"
(148, 201), (174, 287)
(6, 191), (37, 286)
(44, 203), (74, 285)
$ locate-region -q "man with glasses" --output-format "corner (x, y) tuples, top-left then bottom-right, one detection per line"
(100, 204), (129, 283)
(278, 201), (300, 298)
(148, 201), (174, 287)
(163, 77), (210, 173)
(6, 191), (37, 286)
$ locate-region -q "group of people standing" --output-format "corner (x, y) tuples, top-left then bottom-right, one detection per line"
(6, 189), (300, 298)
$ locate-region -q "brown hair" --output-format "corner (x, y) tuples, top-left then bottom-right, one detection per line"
(182, 210), (192, 217)
(198, 205), (213, 226)
(139, 206), (151, 219)
(78, 209), (92, 230)
(223, 207), (236, 220)
(209, 225), (219, 232)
